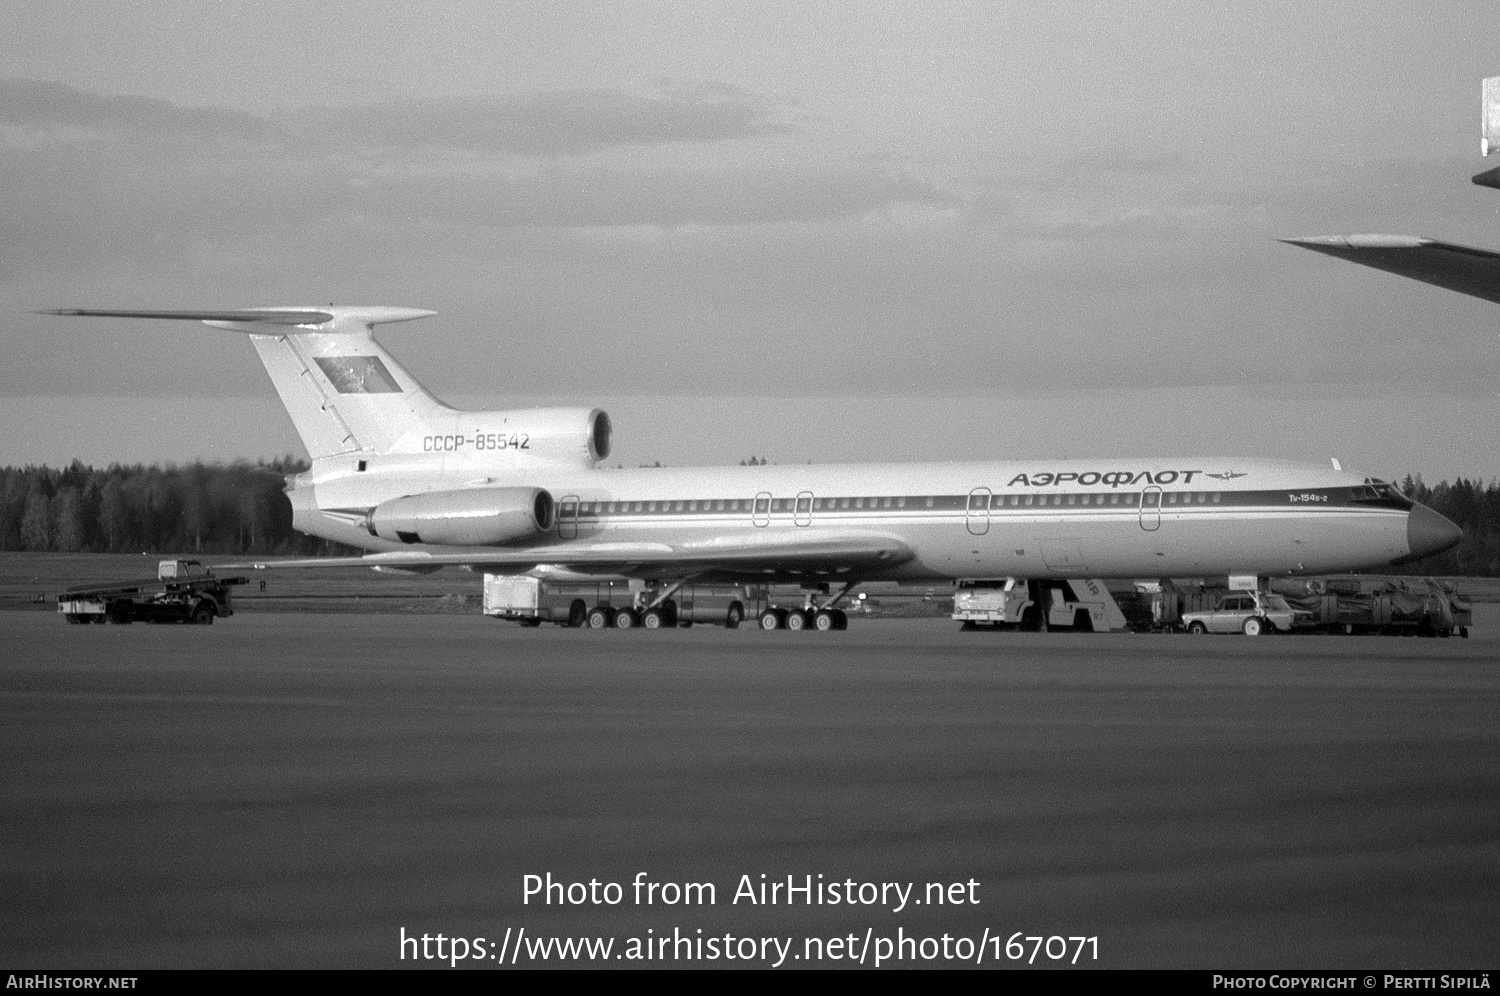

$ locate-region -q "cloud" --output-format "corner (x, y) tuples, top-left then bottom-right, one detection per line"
(4, 81), (1498, 405)
(0, 78), (788, 156)
(0, 80), (958, 285)
(0, 78), (271, 143)
(347, 164), (955, 228)
(293, 88), (791, 155)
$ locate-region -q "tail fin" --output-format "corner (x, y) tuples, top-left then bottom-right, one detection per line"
(41, 306), (450, 458)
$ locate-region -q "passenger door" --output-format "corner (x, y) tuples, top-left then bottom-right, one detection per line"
(795, 491), (813, 527)
(966, 488), (991, 535)
(1139, 487), (1162, 531)
(752, 492), (771, 528)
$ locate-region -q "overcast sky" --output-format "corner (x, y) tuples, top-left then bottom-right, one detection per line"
(4, 1), (1500, 480)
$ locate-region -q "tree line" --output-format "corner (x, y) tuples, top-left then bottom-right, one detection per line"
(0, 459), (344, 556)
(0, 461), (1497, 575)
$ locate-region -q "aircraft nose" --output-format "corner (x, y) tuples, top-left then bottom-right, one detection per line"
(1406, 503), (1462, 560)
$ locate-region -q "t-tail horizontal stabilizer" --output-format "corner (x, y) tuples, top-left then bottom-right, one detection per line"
(40, 306), (448, 459)
(36, 306), (437, 331)
(1281, 234), (1500, 307)
(39, 307), (336, 326)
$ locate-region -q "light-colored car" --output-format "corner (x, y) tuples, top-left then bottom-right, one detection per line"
(1182, 592), (1302, 635)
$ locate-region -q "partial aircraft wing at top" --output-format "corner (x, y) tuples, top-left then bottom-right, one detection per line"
(1282, 234), (1500, 306)
(37, 308), (338, 326)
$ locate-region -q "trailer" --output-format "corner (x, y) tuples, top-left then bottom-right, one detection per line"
(1117, 577), (1472, 637)
(483, 574), (769, 629)
(56, 560), (248, 625)
(1270, 577), (1471, 637)
(952, 578), (1130, 632)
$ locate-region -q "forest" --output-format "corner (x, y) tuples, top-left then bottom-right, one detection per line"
(0, 459), (340, 557)
(1, 461), (1496, 575)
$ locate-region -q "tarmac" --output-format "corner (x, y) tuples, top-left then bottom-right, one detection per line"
(3, 609), (1498, 969)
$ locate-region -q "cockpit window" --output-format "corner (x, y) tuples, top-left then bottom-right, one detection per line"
(1349, 481), (1414, 509)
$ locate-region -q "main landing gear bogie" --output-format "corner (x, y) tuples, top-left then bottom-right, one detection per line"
(757, 607), (847, 631)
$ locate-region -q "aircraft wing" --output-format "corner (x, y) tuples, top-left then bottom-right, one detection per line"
(1282, 234), (1500, 305)
(221, 530), (914, 578)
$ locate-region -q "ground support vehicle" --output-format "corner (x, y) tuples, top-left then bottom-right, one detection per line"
(1271, 577), (1472, 637)
(951, 578), (1129, 632)
(56, 560), (247, 625)
(483, 574), (768, 630)
(1179, 590), (1306, 636)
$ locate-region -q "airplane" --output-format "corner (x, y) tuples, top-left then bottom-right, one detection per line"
(39, 305), (1462, 629)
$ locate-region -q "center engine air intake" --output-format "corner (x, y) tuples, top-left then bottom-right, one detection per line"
(366, 487), (554, 546)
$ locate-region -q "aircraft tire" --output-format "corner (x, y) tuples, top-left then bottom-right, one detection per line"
(614, 608), (638, 629)
(567, 600), (588, 628)
(813, 610), (835, 632)
(725, 602), (744, 629)
(1188, 621), (1207, 635)
(759, 609), (782, 630)
(641, 608), (665, 629)
(587, 607), (612, 630)
(785, 610), (807, 632)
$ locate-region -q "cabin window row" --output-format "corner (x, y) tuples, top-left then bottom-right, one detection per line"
(991, 492), (1224, 507)
(572, 497), (926, 514)
(566, 492), (1226, 514)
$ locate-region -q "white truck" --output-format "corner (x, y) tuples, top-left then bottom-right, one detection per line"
(952, 578), (1128, 632)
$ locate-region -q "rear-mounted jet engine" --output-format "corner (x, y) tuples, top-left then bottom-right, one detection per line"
(366, 487), (555, 546)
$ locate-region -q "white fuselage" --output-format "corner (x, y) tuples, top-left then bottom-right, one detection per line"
(290, 453), (1417, 581)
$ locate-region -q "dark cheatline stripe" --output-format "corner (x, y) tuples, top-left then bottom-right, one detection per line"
(562, 488), (1406, 519)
